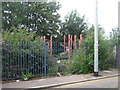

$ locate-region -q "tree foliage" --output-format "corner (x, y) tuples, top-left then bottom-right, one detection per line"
(109, 28), (119, 46)
(2, 1), (61, 38)
(60, 10), (88, 38)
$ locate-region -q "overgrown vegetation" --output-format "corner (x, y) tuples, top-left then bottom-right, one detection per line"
(2, 1), (118, 80)
(70, 26), (116, 74)
(2, 27), (50, 79)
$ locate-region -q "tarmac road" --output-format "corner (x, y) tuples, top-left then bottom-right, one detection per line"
(53, 76), (118, 88)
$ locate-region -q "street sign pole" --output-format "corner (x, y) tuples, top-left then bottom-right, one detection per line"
(94, 0), (99, 76)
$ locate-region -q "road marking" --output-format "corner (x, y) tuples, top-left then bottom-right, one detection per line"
(30, 75), (119, 89)
(53, 76), (118, 88)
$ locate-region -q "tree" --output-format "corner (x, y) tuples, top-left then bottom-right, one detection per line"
(60, 10), (88, 38)
(109, 28), (119, 46)
(2, 1), (61, 38)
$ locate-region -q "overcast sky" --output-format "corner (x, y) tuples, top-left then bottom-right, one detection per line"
(56, 0), (119, 37)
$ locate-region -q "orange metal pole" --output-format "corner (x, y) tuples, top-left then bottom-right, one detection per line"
(79, 34), (83, 49)
(74, 35), (77, 49)
(80, 34), (83, 43)
(68, 34), (70, 63)
(64, 35), (66, 52)
(50, 36), (52, 55)
(71, 35), (72, 52)
(79, 34), (81, 49)
(44, 36), (46, 42)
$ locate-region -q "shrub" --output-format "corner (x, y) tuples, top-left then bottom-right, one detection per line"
(71, 49), (93, 74)
(70, 31), (115, 74)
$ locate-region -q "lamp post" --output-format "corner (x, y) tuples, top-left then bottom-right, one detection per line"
(118, 1), (120, 71)
(94, 0), (99, 76)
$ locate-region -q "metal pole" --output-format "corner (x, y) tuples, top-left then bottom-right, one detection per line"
(50, 36), (52, 55)
(118, 1), (120, 70)
(64, 35), (66, 52)
(74, 35), (76, 49)
(68, 35), (70, 63)
(43, 42), (47, 76)
(94, 0), (99, 76)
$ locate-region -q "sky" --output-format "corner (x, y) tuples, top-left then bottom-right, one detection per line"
(55, 0), (119, 37)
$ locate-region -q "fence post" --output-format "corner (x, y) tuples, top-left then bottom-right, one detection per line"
(2, 43), (6, 80)
(64, 35), (66, 52)
(71, 35), (72, 52)
(74, 35), (76, 49)
(18, 42), (22, 78)
(79, 34), (83, 49)
(44, 36), (46, 42)
(79, 34), (81, 49)
(115, 44), (118, 67)
(80, 34), (83, 42)
(68, 35), (70, 63)
(50, 36), (52, 55)
(43, 42), (47, 76)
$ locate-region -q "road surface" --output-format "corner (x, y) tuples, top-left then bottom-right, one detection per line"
(53, 76), (118, 88)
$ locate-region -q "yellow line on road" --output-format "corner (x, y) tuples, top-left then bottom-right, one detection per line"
(54, 76), (118, 88)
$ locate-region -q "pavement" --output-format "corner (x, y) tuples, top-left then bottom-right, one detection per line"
(2, 69), (118, 89)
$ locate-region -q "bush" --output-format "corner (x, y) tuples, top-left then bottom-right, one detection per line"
(70, 31), (115, 74)
(71, 49), (93, 74)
